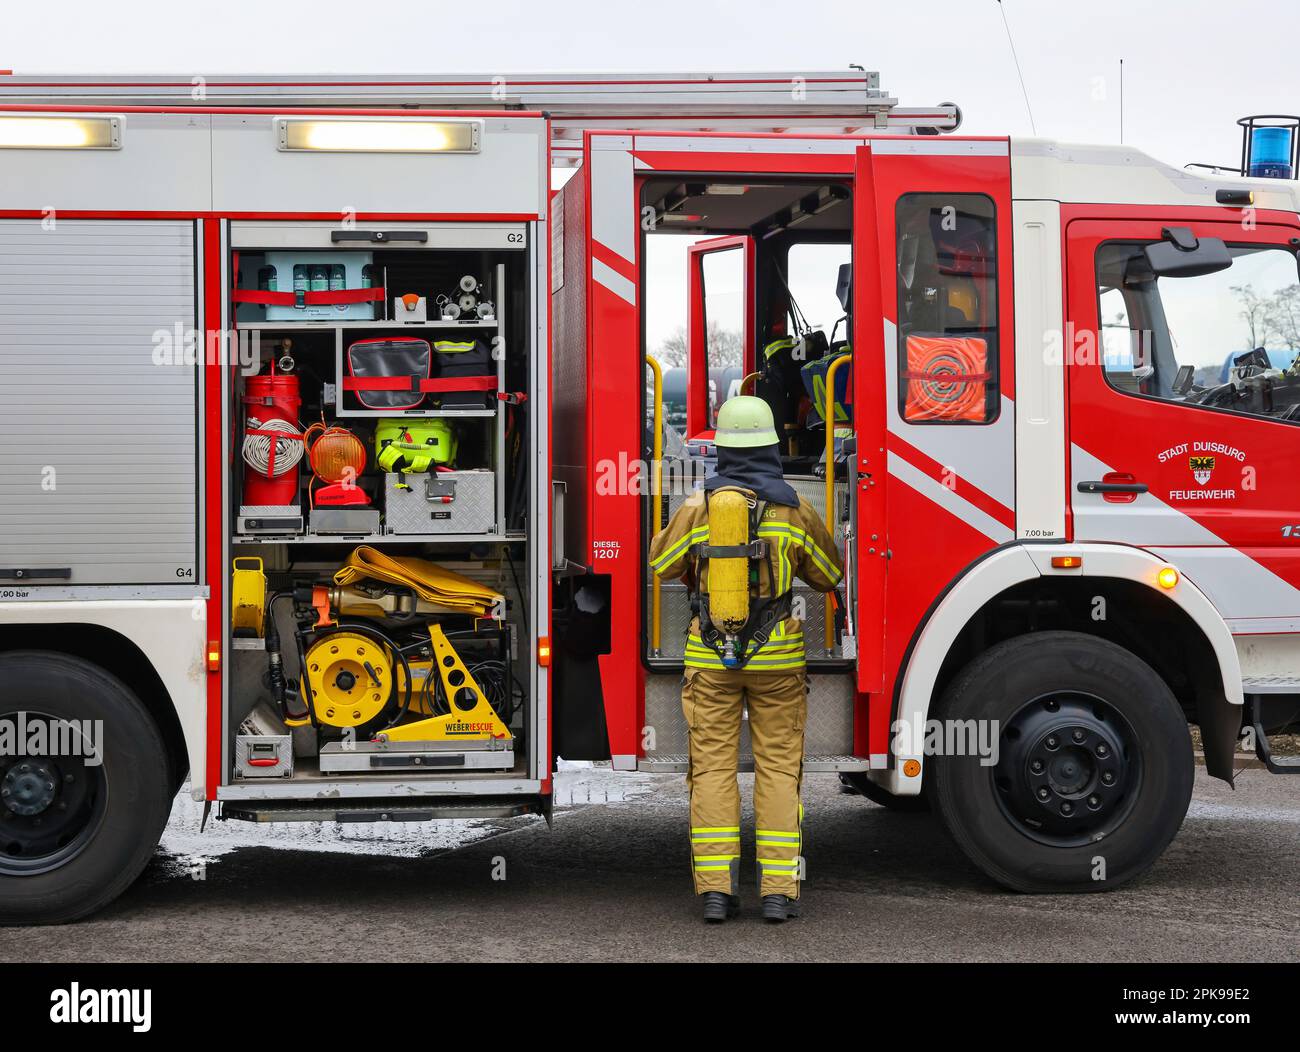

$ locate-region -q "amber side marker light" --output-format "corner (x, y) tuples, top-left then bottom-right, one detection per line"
(537, 637), (552, 667)
(902, 759), (922, 778)
(1157, 566), (1180, 590)
(207, 642), (221, 672)
(1050, 555), (1083, 569)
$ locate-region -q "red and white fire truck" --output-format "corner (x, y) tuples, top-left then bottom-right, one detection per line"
(0, 71), (1297, 924)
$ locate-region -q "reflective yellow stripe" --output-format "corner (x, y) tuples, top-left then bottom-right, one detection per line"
(757, 859), (800, 869)
(763, 337), (795, 360)
(684, 641), (803, 656)
(684, 655), (806, 671)
(685, 634), (803, 651)
(682, 654), (804, 666)
(761, 522), (839, 580)
(686, 652), (806, 670)
(691, 826), (740, 834)
(651, 525), (707, 572)
(693, 854), (740, 861)
(756, 829), (799, 837)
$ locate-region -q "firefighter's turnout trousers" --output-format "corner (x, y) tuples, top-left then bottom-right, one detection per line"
(683, 665), (807, 898)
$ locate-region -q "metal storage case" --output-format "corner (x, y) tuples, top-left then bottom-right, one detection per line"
(384, 471), (496, 535)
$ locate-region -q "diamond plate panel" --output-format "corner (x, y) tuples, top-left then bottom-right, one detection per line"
(384, 470), (496, 535)
(643, 669), (855, 759)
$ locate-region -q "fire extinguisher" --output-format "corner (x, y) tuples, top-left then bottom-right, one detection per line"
(241, 365), (303, 507)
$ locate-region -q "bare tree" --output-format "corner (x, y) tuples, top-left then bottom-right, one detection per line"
(653, 322), (744, 369)
(1233, 284), (1273, 350)
(1264, 284), (1300, 351)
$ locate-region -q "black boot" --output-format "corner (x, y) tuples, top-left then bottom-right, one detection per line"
(761, 894), (799, 923)
(701, 892), (740, 923)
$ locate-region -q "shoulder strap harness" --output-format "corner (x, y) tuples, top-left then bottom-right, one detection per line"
(689, 496), (793, 669)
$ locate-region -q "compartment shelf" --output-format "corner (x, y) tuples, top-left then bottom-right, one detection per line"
(239, 319), (498, 331)
(232, 531), (517, 545)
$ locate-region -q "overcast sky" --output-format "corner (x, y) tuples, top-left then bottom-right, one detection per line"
(7, 0), (1296, 168)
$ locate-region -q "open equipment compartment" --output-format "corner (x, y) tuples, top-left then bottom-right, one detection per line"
(223, 220), (541, 793)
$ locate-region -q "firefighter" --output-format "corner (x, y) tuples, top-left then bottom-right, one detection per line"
(649, 395), (843, 923)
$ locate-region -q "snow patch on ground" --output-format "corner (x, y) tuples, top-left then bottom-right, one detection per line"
(1186, 797), (1300, 825)
(552, 758), (666, 807)
(156, 760), (668, 872)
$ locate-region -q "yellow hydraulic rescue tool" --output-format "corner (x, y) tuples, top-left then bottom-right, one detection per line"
(380, 624), (512, 744)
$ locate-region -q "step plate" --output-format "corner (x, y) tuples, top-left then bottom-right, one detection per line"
(1242, 676), (1300, 695)
(318, 739), (515, 774)
(639, 754), (869, 774)
(220, 795), (541, 824)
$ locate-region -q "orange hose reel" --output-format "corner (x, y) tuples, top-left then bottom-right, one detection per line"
(903, 335), (991, 422)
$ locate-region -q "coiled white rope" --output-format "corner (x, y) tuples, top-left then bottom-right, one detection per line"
(242, 417), (304, 477)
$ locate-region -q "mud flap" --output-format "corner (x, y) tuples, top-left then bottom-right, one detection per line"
(1197, 685), (1244, 785)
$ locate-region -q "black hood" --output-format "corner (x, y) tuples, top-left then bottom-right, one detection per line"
(701, 442), (798, 507)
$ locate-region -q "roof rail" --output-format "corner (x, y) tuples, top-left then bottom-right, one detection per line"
(0, 70), (961, 164)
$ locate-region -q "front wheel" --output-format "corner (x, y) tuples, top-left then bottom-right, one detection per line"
(930, 631), (1193, 893)
(0, 651), (173, 925)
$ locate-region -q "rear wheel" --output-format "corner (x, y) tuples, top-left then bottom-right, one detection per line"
(0, 651), (173, 925)
(930, 631), (1193, 893)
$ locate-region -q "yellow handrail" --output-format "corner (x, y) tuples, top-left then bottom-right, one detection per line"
(824, 353), (851, 655)
(646, 354), (664, 655)
(739, 370), (762, 395)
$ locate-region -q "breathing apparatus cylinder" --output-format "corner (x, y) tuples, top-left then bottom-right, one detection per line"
(706, 489), (752, 668)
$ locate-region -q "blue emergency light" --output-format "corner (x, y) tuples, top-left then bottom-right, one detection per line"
(1238, 116), (1299, 180)
(1250, 127), (1293, 178)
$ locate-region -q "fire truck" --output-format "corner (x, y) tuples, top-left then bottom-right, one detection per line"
(0, 71), (1297, 924)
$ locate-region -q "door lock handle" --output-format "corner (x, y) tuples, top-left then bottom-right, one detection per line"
(1076, 480), (1148, 494)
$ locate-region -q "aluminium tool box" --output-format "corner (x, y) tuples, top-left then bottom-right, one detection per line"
(384, 471), (496, 535)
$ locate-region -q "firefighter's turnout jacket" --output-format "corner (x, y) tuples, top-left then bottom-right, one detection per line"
(649, 487), (843, 670)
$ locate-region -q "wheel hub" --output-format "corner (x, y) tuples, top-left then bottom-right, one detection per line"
(2, 760), (59, 817)
(0, 711), (105, 876)
(994, 692), (1140, 846)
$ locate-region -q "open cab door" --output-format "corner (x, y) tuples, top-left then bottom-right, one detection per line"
(685, 235), (756, 442)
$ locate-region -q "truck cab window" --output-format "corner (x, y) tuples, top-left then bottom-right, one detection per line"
(700, 247), (746, 429)
(894, 193), (1000, 424)
(786, 242), (852, 344)
(1096, 242), (1300, 420)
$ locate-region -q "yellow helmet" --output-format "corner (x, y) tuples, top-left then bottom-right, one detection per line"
(714, 395), (778, 448)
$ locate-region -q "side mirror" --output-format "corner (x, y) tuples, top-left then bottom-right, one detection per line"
(1142, 227), (1232, 278)
(835, 262), (853, 312)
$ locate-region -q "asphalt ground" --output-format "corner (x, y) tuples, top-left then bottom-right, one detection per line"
(1, 763), (1296, 963)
